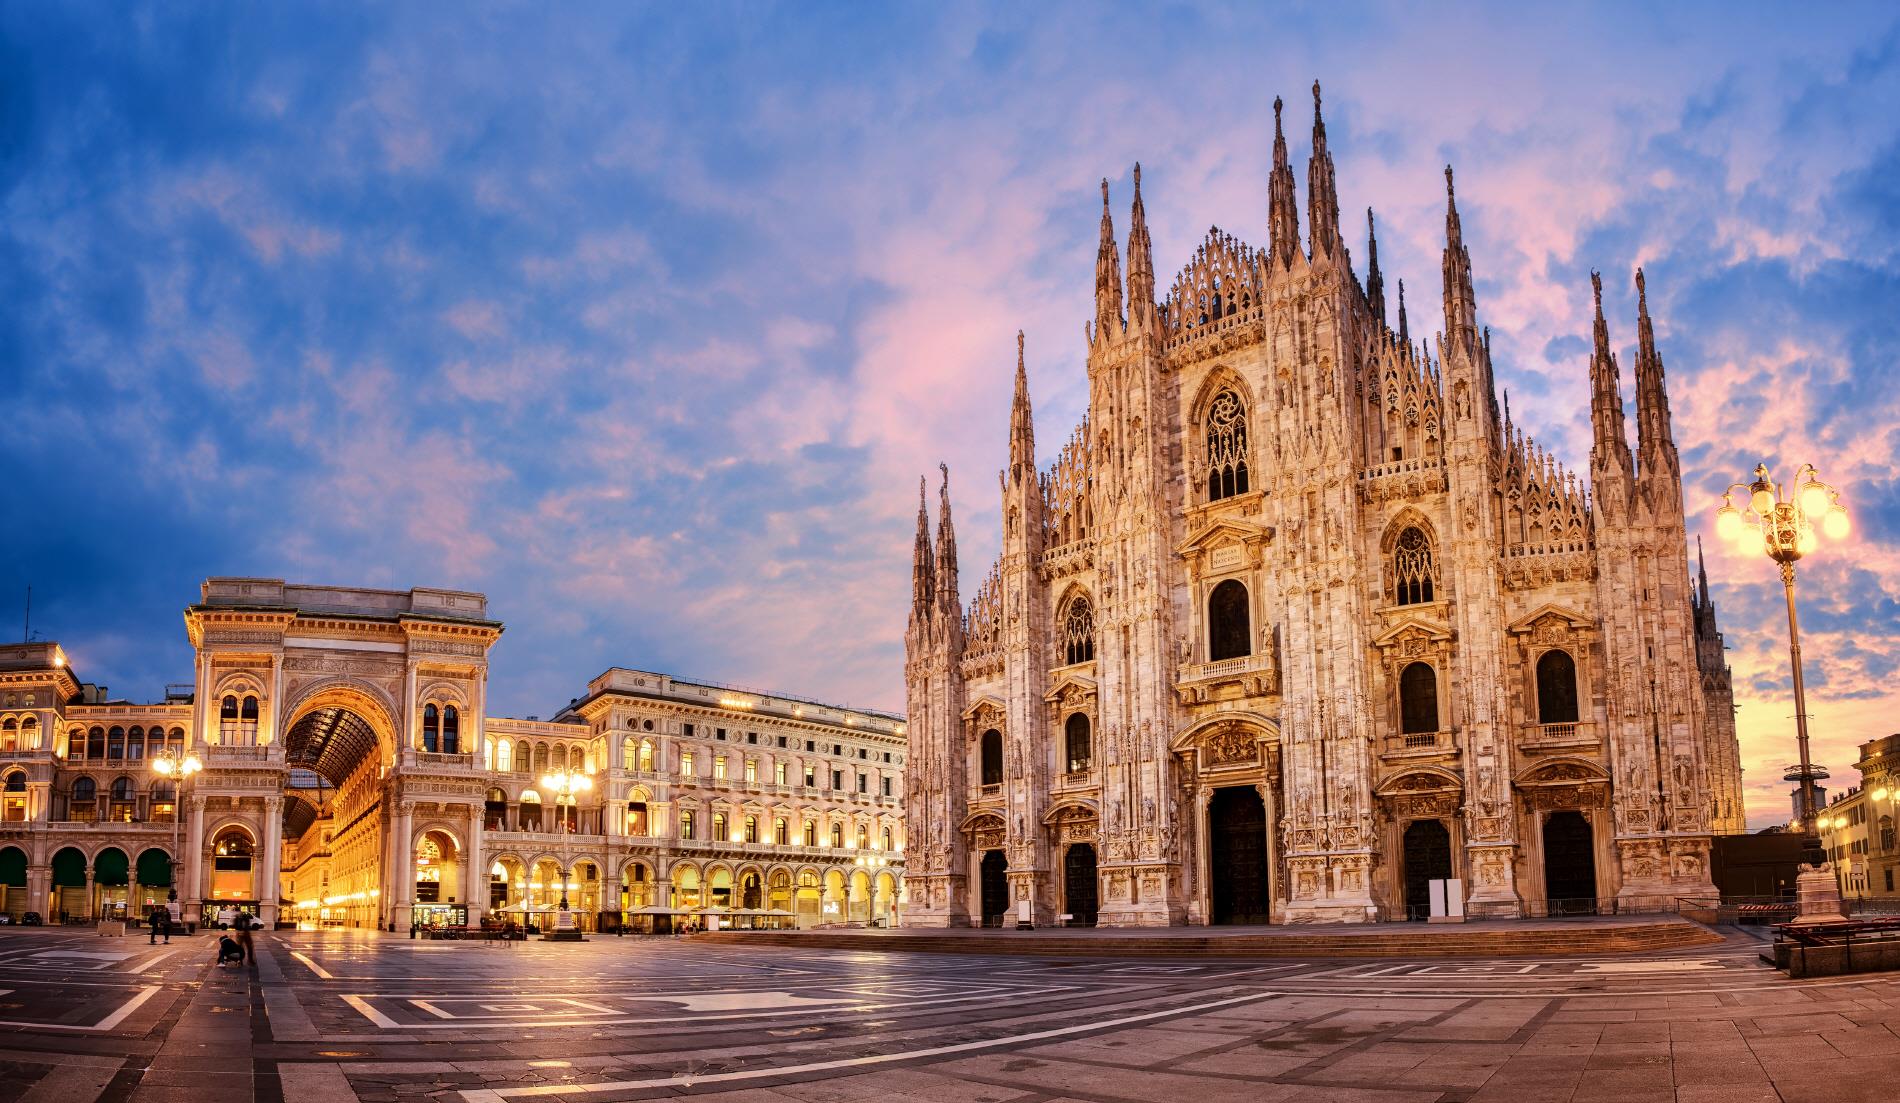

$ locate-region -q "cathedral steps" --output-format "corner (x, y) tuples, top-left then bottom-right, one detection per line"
(694, 918), (1723, 958)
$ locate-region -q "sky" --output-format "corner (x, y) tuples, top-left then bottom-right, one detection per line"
(2, 2), (1897, 828)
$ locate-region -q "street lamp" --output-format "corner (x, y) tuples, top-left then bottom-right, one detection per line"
(539, 768), (592, 911)
(149, 750), (202, 903)
(1714, 462), (1850, 837)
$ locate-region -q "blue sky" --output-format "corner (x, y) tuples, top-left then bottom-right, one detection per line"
(3, 2), (1897, 826)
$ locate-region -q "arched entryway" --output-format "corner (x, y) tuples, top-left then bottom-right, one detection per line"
(1401, 820), (1453, 921)
(979, 850), (1008, 927)
(1063, 844), (1098, 927)
(1542, 810), (1598, 915)
(1208, 786), (1270, 925)
(0, 846), (28, 918)
(92, 847), (129, 919)
(51, 846), (86, 920)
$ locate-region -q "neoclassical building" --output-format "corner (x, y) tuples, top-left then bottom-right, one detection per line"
(0, 579), (905, 930)
(903, 86), (1746, 927)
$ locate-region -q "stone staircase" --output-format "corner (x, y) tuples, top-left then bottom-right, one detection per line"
(696, 918), (1723, 958)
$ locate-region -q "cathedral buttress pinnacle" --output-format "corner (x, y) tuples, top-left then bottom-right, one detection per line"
(1396, 277), (1409, 347)
(1588, 270), (1635, 497)
(934, 463), (960, 619)
(1365, 208), (1386, 329)
(1441, 165), (1479, 354)
(1008, 331), (1035, 481)
(910, 475), (934, 621)
(1307, 81), (1341, 261)
(1095, 180), (1124, 339)
(1269, 96), (1302, 268)
(1125, 164), (1157, 330)
(1632, 268), (1681, 498)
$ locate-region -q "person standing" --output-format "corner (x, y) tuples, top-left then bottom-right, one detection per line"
(148, 907), (168, 945)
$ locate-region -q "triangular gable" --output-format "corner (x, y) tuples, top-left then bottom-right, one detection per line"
(1506, 603), (1595, 635)
(1371, 616), (1454, 649)
(960, 695), (1007, 722)
(1175, 517), (1272, 558)
(1043, 673), (1098, 704)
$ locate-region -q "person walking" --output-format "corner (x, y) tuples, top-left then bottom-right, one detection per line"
(148, 907), (168, 945)
(234, 911), (255, 966)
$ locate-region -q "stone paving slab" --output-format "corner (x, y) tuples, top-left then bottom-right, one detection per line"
(4, 925), (1900, 1101)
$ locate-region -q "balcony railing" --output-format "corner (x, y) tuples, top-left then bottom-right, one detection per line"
(1383, 730), (1452, 755)
(1522, 722), (1594, 747)
(203, 744), (271, 760)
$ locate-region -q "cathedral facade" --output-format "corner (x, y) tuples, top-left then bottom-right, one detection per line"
(903, 86), (1746, 927)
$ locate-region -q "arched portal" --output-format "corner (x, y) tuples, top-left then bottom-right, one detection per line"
(1208, 786), (1270, 925)
(979, 850), (1009, 927)
(739, 870), (763, 911)
(1401, 819), (1453, 921)
(92, 847), (129, 920)
(51, 847), (86, 919)
(1062, 844), (1098, 927)
(0, 846), (26, 918)
(210, 826), (256, 909)
(1542, 811), (1598, 915)
(412, 829), (462, 926)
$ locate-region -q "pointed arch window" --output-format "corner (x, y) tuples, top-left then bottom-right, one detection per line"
(1205, 388), (1250, 502)
(1208, 579), (1252, 661)
(1064, 713), (1091, 773)
(1391, 527), (1436, 606)
(980, 729), (1004, 786)
(1399, 662), (1439, 735)
(1535, 650), (1580, 725)
(1060, 595), (1095, 666)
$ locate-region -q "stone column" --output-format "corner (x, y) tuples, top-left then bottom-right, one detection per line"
(82, 865), (94, 921)
(1258, 781), (1282, 923)
(184, 796), (206, 925)
(258, 796), (284, 928)
(1192, 788), (1211, 925)
(392, 800), (415, 930)
(464, 802), (484, 927)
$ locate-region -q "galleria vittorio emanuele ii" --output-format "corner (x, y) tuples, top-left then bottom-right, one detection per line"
(0, 580), (907, 932)
(902, 86), (1747, 927)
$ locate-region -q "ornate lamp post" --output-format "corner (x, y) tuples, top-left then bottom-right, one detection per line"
(149, 750), (201, 904)
(1714, 462), (1849, 837)
(539, 768), (592, 911)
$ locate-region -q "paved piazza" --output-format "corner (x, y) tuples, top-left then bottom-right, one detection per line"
(1, 926), (1898, 1102)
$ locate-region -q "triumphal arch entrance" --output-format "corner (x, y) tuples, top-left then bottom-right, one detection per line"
(181, 578), (499, 929)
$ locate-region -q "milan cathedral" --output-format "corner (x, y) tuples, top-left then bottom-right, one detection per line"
(902, 85), (1746, 926)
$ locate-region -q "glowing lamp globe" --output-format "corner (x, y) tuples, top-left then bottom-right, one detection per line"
(1823, 507), (1850, 540)
(1715, 506), (1743, 543)
(1799, 481), (1830, 518)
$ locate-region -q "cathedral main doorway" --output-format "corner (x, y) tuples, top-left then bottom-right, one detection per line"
(1063, 844), (1097, 927)
(979, 850), (1008, 927)
(1542, 810), (1597, 915)
(1401, 819), (1453, 920)
(1209, 786), (1270, 925)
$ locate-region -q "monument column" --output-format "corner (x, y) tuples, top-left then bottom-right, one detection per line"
(184, 795), (207, 925)
(258, 795), (284, 927)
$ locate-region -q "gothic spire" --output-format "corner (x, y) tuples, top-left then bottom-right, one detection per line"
(911, 476), (934, 617)
(1268, 95), (1302, 267)
(1008, 330), (1035, 480)
(1587, 270), (1634, 485)
(1306, 81), (1341, 260)
(1696, 534), (1712, 610)
(1094, 179), (1123, 337)
(1396, 278), (1409, 347)
(934, 463), (959, 614)
(1441, 164), (1478, 350)
(1632, 267), (1678, 478)
(1125, 163), (1156, 328)
(1365, 208), (1386, 328)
